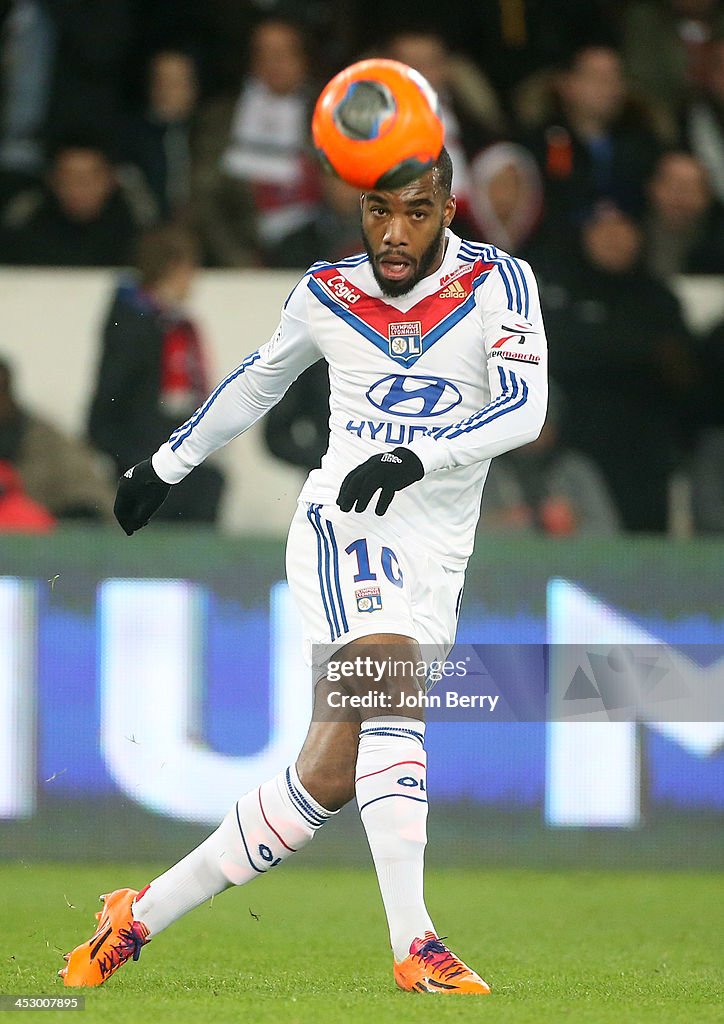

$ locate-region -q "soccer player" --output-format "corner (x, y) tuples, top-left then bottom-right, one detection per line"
(60, 148), (547, 994)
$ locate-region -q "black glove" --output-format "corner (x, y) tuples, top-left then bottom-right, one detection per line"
(114, 458), (171, 535)
(337, 447), (424, 516)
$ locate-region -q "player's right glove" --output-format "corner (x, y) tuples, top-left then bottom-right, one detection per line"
(114, 458), (170, 536)
(337, 447), (424, 515)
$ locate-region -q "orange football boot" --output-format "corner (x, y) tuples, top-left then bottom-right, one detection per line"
(59, 888), (150, 987)
(393, 932), (491, 994)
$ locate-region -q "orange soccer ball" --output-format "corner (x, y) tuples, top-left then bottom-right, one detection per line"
(312, 58), (444, 191)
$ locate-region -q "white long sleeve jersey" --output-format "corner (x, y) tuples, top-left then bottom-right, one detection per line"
(154, 229), (548, 568)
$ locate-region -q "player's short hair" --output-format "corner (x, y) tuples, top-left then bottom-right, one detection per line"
(433, 146), (453, 197)
(135, 224), (199, 287)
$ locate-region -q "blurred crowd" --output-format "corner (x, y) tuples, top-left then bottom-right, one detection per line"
(1, 0), (724, 536)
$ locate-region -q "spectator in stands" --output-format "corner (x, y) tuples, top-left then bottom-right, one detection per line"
(0, 461), (55, 532)
(684, 34), (724, 205)
(193, 18), (320, 268)
(362, 1), (613, 109)
(121, 50), (200, 223)
(124, 0), (214, 101)
(0, 355), (114, 521)
(522, 46), (663, 244)
(88, 223), (224, 524)
(0, 0), (133, 201)
(0, 0), (54, 200)
(313, 175), (364, 262)
(467, 141), (544, 252)
(271, 173), (365, 267)
(623, 0), (724, 116)
(644, 150), (724, 279)
(43, 0), (132, 142)
(0, 137), (150, 266)
(264, 359), (330, 474)
(540, 202), (699, 533)
(480, 387), (620, 536)
(384, 28), (505, 223)
(206, 0), (349, 98)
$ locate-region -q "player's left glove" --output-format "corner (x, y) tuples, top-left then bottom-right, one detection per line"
(114, 458), (171, 535)
(337, 447), (424, 516)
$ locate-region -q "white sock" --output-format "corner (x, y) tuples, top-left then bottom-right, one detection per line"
(355, 716), (435, 961)
(132, 765), (335, 936)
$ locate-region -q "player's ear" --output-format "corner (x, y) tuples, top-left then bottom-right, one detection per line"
(443, 194), (456, 228)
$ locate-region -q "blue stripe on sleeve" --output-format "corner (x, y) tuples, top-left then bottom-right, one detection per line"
(511, 256), (530, 318)
(481, 245), (522, 315)
(169, 350), (261, 451)
(460, 241), (529, 317)
(445, 369), (528, 439)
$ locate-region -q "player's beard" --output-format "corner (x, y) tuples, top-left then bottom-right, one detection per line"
(363, 218), (446, 297)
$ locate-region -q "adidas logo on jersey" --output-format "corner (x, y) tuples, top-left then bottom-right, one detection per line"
(123, 468), (134, 478)
(439, 279), (467, 299)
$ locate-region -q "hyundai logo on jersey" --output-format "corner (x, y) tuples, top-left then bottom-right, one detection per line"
(366, 375), (463, 418)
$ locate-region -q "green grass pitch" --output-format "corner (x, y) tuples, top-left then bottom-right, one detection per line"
(1, 864), (721, 1023)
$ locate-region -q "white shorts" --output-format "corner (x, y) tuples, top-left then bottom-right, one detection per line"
(285, 500), (465, 670)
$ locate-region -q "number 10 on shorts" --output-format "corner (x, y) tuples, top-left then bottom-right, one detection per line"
(345, 538), (404, 588)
